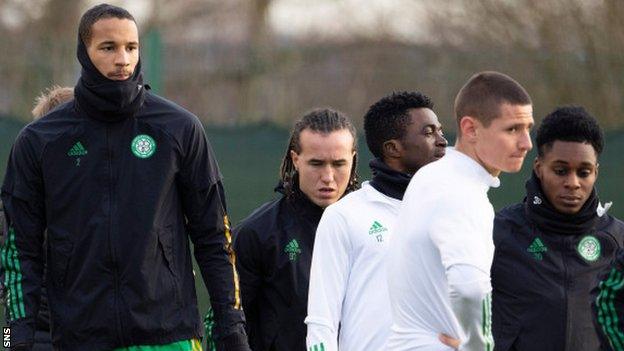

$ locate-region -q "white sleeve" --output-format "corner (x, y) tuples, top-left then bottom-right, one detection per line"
(428, 199), (493, 273)
(305, 207), (352, 351)
(429, 200), (494, 351)
(447, 265), (493, 351)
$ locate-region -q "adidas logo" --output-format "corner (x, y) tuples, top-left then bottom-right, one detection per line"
(527, 237), (548, 260)
(284, 239), (302, 261)
(369, 221), (388, 235)
(67, 142), (88, 157)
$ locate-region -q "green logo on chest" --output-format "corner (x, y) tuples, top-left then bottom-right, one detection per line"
(131, 134), (156, 159)
(369, 220), (388, 242)
(285, 239), (302, 261)
(67, 141), (88, 156)
(578, 235), (601, 262)
(67, 141), (88, 166)
(527, 237), (548, 260)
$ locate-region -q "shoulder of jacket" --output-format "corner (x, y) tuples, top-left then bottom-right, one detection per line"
(496, 203), (525, 223)
(327, 187), (367, 211)
(141, 93), (201, 126)
(16, 104), (78, 154)
(235, 197), (285, 238)
(493, 203), (526, 241)
(598, 214), (624, 240)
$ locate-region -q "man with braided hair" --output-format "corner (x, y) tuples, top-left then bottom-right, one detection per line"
(233, 108), (359, 351)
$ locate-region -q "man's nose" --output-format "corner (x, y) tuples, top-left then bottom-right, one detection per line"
(437, 133), (448, 147)
(115, 49), (130, 66)
(518, 130), (532, 151)
(320, 166), (334, 183)
(564, 173), (581, 189)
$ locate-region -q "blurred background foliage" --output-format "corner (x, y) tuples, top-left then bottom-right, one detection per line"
(1, 0), (624, 129)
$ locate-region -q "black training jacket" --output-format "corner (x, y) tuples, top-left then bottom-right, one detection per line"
(1, 200), (54, 351)
(492, 203), (624, 351)
(234, 189), (323, 351)
(1, 93), (246, 350)
(592, 247), (624, 351)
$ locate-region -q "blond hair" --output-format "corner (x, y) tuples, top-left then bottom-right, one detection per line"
(32, 86), (74, 120)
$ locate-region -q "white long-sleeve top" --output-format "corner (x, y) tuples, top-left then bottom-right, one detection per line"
(386, 147), (500, 351)
(305, 182), (401, 351)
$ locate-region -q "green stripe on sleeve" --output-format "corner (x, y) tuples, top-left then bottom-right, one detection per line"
(597, 269), (624, 350)
(607, 271), (624, 348)
(10, 228), (25, 318)
(482, 293), (493, 351)
(1, 228), (26, 320)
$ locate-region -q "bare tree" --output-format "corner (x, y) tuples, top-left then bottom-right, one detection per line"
(421, 0), (624, 128)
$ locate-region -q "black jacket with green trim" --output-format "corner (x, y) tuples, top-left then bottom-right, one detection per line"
(492, 203), (624, 351)
(0, 93), (248, 351)
(233, 188), (323, 351)
(592, 248), (624, 351)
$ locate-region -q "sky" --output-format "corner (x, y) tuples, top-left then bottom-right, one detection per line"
(0, 0), (427, 42)
(103, 0), (426, 42)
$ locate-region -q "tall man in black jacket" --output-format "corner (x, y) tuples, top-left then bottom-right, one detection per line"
(233, 108), (359, 351)
(491, 106), (624, 351)
(1, 4), (250, 351)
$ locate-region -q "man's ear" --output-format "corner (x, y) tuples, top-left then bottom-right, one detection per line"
(290, 150), (300, 171)
(459, 116), (478, 143)
(533, 156), (542, 178)
(382, 140), (402, 160)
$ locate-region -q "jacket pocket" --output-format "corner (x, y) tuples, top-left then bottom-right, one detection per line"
(49, 240), (73, 288)
(157, 229), (182, 307)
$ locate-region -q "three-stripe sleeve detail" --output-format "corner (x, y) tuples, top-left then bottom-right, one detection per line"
(1, 227), (25, 320)
(596, 268), (624, 351)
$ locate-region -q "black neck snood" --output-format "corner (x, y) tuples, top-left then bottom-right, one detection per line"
(524, 171), (599, 236)
(74, 34), (146, 122)
(369, 158), (412, 200)
(275, 181), (324, 223)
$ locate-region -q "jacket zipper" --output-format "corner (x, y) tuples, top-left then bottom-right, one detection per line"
(107, 125), (125, 345)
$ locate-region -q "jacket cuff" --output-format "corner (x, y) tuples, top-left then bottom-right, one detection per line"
(217, 331), (251, 351)
(7, 318), (35, 349)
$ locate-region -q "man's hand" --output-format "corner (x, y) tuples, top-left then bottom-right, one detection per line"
(217, 332), (252, 351)
(439, 333), (460, 350)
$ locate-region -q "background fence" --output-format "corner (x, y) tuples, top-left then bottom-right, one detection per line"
(1, 116), (623, 329)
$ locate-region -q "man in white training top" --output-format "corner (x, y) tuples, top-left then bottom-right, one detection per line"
(305, 91), (447, 351)
(386, 71), (534, 351)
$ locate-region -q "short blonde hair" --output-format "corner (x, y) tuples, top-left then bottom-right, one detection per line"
(32, 86), (74, 120)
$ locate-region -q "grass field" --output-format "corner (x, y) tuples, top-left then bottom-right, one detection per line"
(0, 116), (623, 344)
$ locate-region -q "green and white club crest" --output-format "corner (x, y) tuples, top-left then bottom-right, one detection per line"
(131, 134), (156, 158)
(577, 235), (601, 262)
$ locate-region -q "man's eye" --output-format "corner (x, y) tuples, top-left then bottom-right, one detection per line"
(507, 127), (517, 133)
(578, 169), (592, 178)
(554, 168), (567, 176)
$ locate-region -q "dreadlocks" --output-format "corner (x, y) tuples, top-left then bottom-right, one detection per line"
(280, 108), (359, 197)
